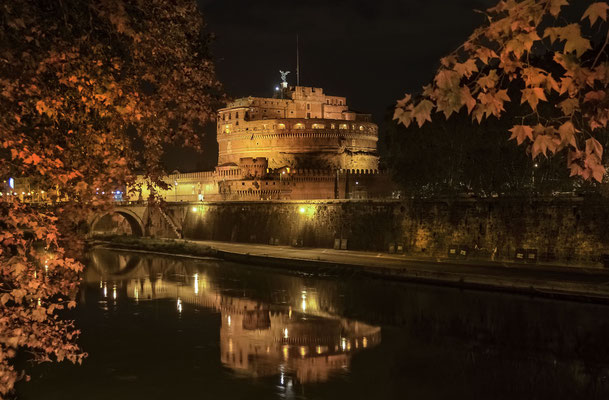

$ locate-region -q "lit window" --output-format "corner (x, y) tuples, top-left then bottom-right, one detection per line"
(278, 123), (285, 129)
(295, 123), (305, 129)
(339, 124), (348, 130)
(359, 125), (364, 131)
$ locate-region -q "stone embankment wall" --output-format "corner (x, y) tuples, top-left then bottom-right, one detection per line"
(180, 197), (609, 266)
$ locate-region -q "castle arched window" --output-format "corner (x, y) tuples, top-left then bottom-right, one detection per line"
(236, 112), (239, 119)
(294, 123), (305, 129)
(312, 123), (325, 129)
(339, 124), (348, 130)
(359, 125), (364, 131)
(278, 123), (285, 129)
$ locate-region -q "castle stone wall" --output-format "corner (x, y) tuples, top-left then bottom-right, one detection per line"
(178, 197), (609, 267)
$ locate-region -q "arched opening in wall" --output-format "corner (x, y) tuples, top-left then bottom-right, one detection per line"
(91, 211), (144, 237)
(89, 250), (142, 279)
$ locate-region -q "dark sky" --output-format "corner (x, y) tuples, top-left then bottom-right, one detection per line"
(168, 0), (497, 171)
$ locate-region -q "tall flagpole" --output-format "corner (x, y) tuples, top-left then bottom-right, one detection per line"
(296, 35), (300, 86)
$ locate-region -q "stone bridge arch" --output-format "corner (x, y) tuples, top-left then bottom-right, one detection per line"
(89, 208), (146, 237)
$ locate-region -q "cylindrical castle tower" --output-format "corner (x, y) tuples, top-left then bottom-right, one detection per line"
(216, 86), (379, 170)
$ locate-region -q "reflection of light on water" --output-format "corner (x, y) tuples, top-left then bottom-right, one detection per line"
(112, 285), (117, 300)
(288, 307), (292, 319)
(99, 280), (103, 289)
(37, 298), (41, 306)
(301, 290), (307, 312)
(280, 372), (285, 385)
(90, 250), (383, 385)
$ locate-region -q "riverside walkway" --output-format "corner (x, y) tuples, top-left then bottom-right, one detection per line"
(192, 240), (609, 303)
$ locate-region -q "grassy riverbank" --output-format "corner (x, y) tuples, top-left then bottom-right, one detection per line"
(88, 234), (217, 258)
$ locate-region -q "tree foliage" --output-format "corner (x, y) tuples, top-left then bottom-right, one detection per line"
(394, 0), (609, 182)
(0, 0), (220, 394)
(384, 104), (600, 197)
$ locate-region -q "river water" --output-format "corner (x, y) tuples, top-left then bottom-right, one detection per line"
(16, 248), (609, 399)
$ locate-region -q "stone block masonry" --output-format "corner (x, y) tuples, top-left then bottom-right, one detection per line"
(178, 196), (609, 267)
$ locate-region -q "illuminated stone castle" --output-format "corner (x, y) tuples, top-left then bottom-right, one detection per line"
(134, 85), (394, 201)
(217, 86), (379, 170)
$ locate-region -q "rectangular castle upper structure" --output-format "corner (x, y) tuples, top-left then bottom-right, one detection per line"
(218, 86), (370, 122)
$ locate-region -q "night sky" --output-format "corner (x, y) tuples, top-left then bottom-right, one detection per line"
(168, 0), (497, 171)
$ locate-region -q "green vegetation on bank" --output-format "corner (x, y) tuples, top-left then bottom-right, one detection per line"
(89, 234), (217, 258)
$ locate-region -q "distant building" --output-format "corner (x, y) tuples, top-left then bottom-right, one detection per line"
(134, 86), (395, 201)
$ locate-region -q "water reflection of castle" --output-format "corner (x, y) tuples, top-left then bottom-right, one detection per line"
(88, 251), (381, 384)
